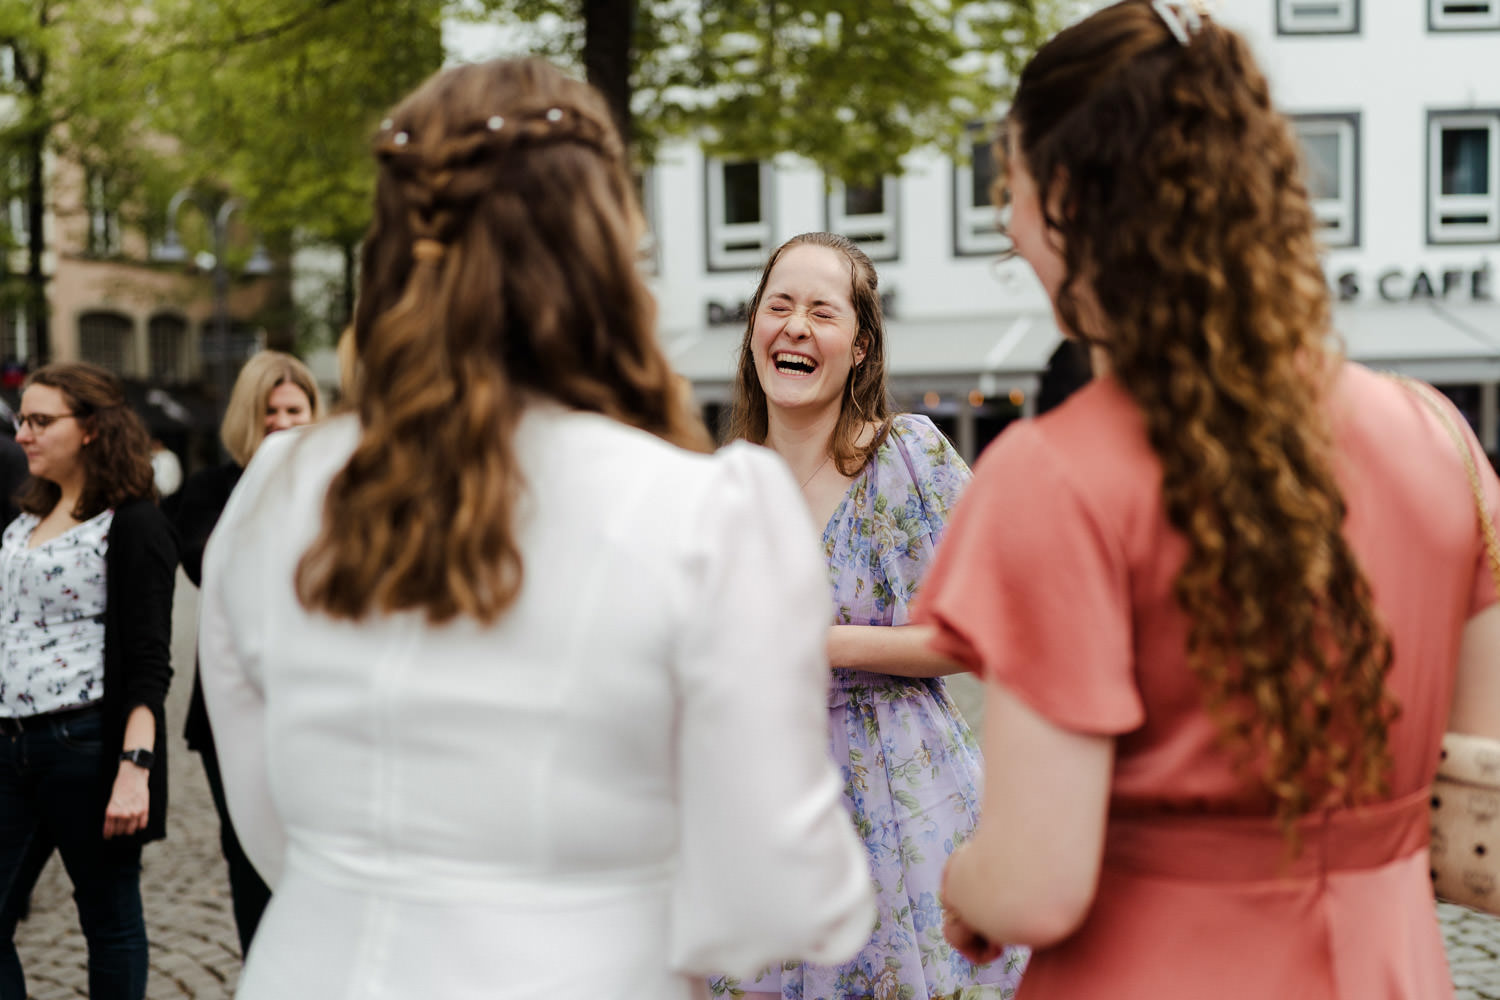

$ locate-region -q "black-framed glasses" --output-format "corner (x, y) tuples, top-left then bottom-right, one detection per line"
(14, 412), (77, 433)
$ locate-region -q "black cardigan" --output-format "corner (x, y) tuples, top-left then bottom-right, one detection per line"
(100, 498), (178, 846)
(172, 461), (242, 751)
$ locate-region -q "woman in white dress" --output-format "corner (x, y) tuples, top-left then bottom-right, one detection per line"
(197, 58), (875, 999)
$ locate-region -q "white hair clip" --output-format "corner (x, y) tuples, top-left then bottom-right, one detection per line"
(380, 118), (394, 132)
(1152, 0), (1203, 46)
(487, 115), (505, 131)
(393, 131), (410, 146)
(546, 108), (563, 123)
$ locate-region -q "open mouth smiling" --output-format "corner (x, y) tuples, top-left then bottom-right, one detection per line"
(774, 352), (818, 376)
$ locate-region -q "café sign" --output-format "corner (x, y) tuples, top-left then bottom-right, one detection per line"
(1333, 261), (1493, 304)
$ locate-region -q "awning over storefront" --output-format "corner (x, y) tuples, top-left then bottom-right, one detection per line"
(667, 312), (1065, 405)
(1338, 302), (1500, 382)
(670, 301), (1500, 403)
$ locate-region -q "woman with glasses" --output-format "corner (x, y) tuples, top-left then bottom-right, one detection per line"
(0, 363), (176, 1000)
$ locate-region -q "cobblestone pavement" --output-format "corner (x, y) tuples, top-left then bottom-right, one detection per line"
(10, 589), (1498, 997)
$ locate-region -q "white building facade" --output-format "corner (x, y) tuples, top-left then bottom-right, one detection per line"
(1226, 0), (1500, 447)
(651, 0), (1500, 459)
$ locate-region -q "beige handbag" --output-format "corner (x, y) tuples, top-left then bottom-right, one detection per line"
(1394, 374), (1500, 915)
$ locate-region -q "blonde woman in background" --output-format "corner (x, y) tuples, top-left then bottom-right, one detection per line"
(173, 350), (322, 957)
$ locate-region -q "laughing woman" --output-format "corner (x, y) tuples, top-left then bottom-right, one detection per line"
(711, 232), (1027, 1000)
(0, 363), (175, 1000)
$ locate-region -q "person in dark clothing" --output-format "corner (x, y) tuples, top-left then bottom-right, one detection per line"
(174, 350), (321, 957)
(0, 363), (176, 1000)
(0, 436), (27, 530)
(1036, 339), (1093, 416)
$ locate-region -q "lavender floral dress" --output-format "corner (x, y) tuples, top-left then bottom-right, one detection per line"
(711, 414), (1027, 1000)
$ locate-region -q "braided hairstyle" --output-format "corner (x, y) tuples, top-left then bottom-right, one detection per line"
(297, 58), (710, 625)
(1005, 0), (1397, 834)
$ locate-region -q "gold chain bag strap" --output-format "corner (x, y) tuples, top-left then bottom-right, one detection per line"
(1394, 374), (1500, 914)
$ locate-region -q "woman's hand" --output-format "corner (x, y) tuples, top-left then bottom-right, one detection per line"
(941, 844), (1004, 965)
(943, 908), (1004, 965)
(103, 764), (150, 839)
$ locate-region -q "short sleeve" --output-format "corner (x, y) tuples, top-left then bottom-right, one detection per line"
(668, 443), (875, 975)
(914, 421), (1143, 735)
(1466, 428), (1500, 617)
(876, 415), (972, 625)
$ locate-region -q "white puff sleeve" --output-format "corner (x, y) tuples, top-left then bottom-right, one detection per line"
(198, 430), (303, 888)
(667, 443), (876, 975)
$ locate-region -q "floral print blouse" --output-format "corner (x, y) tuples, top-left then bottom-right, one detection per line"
(0, 509), (113, 717)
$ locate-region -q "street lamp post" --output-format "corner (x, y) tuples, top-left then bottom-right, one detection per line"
(151, 191), (273, 412)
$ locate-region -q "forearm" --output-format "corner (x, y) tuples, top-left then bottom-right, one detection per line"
(826, 624), (967, 677)
(122, 703), (156, 752)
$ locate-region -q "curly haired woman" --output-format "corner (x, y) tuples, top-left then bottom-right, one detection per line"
(915, 2), (1500, 998)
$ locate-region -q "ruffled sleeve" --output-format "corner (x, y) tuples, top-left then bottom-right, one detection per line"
(873, 414), (972, 625)
(915, 420), (1144, 735)
(668, 443), (875, 975)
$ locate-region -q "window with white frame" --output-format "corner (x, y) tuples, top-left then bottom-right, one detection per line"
(706, 159), (772, 271)
(1430, 0), (1499, 30)
(1293, 113), (1359, 247)
(1277, 0), (1359, 33)
(635, 168), (659, 274)
(826, 177), (899, 261)
(954, 128), (1007, 256)
(1429, 112), (1500, 243)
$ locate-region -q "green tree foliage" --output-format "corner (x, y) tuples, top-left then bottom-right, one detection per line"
(146, 0), (445, 250)
(143, 0), (446, 330)
(465, 0), (1065, 184)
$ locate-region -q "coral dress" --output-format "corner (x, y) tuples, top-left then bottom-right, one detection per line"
(713, 413), (1027, 1000)
(917, 364), (1493, 999)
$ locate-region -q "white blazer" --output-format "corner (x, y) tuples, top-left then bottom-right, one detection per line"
(199, 406), (875, 1000)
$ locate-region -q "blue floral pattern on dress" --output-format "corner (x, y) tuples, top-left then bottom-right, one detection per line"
(0, 510), (112, 716)
(711, 415), (1026, 1000)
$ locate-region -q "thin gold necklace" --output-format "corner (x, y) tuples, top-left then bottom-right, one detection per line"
(800, 454), (832, 490)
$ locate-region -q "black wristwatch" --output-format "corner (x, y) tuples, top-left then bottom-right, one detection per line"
(120, 748), (155, 770)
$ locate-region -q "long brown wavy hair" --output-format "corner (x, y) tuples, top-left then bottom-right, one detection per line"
(1006, 0), (1396, 830)
(297, 58), (710, 625)
(726, 232), (893, 475)
(18, 362), (155, 520)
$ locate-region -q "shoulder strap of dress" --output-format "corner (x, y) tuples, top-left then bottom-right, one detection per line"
(1388, 373), (1500, 596)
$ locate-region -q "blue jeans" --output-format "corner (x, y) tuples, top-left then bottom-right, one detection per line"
(0, 707), (148, 1000)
